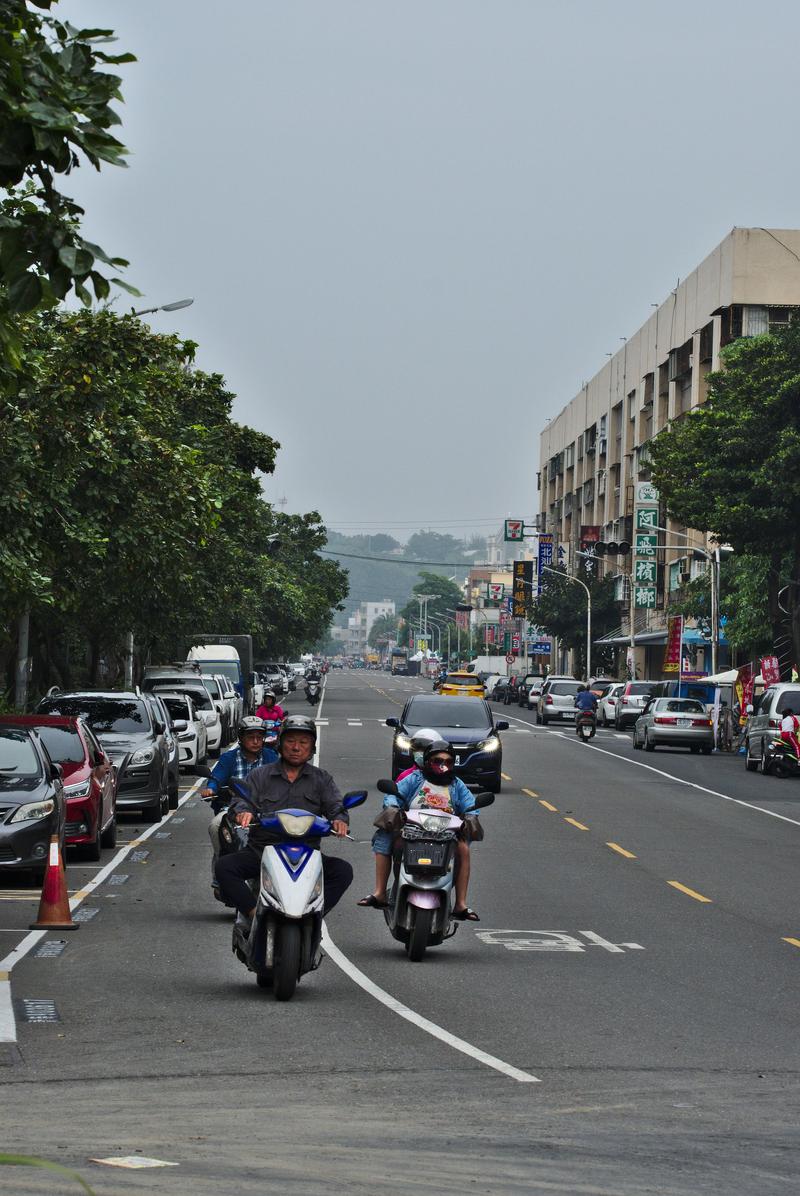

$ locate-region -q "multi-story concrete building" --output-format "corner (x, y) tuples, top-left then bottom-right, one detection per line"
(538, 227), (800, 676)
(345, 599), (396, 656)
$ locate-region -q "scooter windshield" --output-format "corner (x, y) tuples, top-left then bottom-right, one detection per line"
(259, 807), (331, 838)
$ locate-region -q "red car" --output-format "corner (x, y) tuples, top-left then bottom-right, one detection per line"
(4, 715), (117, 859)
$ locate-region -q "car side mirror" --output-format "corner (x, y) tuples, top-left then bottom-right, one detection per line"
(172, 719), (189, 732)
(385, 717), (399, 728)
(495, 721), (509, 732)
(51, 761), (63, 782)
(342, 790), (368, 809)
(377, 778), (400, 797)
(154, 719), (166, 734)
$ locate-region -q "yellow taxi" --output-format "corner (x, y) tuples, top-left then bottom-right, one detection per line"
(439, 671), (486, 698)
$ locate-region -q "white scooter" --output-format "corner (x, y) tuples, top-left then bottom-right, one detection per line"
(305, 678), (321, 705)
(376, 779), (494, 962)
(228, 779), (366, 1000)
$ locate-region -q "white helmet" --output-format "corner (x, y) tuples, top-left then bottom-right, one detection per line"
(409, 727), (440, 765)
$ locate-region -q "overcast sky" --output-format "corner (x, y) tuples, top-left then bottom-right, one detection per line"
(67, 0), (800, 537)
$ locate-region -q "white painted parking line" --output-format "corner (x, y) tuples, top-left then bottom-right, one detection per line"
(321, 926), (539, 1083)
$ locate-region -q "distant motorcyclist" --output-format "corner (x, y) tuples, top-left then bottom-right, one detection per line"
(780, 707), (800, 758)
(255, 690), (285, 723)
(215, 714), (352, 920)
(305, 664), (321, 682)
(201, 717), (279, 899)
(575, 684), (599, 713)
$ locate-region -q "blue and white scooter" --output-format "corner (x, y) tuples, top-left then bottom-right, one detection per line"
(229, 779), (367, 1000)
(377, 779), (494, 962)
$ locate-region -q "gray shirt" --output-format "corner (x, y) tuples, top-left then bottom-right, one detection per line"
(236, 760), (347, 847)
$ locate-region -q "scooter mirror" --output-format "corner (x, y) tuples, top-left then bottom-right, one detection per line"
(472, 791), (495, 809)
(377, 779), (400, 797)
(342, 789), (368, 809)
(193, 764), (212, 778)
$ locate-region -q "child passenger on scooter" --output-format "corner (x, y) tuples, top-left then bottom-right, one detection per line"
(357, 739), (483, 921)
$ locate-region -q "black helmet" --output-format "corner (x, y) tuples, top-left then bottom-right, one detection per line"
(421, 738), (455, 783)
(238, 716), (266, 737)
(278, 713), (318, 746)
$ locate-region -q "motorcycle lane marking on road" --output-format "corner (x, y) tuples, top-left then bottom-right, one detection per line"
(500, 711), (800, 831)
(0, 775), (207, 1046)
(316, 680), (539, 1084)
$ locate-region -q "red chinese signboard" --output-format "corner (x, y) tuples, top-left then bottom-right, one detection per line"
(663, 615), (683, 674)
(760, 655), (781, 686)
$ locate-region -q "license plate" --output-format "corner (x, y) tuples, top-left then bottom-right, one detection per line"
(562, 712), (575, 720)
(677, 719), (691, 728)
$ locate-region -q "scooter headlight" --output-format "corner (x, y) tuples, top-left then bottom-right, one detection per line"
(418, 812), (449, 832)
(276, 812), (315, 836)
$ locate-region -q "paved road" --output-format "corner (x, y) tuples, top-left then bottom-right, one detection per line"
(1, 672), (798, 1194)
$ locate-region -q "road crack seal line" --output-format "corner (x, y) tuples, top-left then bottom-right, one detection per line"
(0, 776), (206, 1046)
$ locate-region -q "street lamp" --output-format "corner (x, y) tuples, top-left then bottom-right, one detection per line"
(541, 565), (592, 680)
(132, 297), (194, 317)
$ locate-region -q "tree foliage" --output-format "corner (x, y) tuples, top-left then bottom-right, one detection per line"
(0, 2), (136, 366)
(529, 565), (619, 675)
(0, 309), (348, 692)
(648, 323), (800, 674)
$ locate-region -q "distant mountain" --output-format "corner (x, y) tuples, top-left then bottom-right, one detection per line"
(324, 530), (483, 622)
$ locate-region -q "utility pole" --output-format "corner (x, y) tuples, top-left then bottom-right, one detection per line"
(15, 609), (30, 710)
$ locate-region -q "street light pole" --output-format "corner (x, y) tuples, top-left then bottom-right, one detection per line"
(132, 297), (194, 317)
(541, 565), (592, 680)
(651, 526), (726, 675)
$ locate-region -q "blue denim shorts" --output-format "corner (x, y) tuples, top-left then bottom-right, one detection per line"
(371, 829), (393, 856)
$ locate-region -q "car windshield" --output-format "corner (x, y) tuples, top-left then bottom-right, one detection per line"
(0, 729), (41, 779)
(162, 697), (191, 721)
(34, 725), (85, 764)
(405, 697), (490, 730)
(38, 698), (150, 735)
(660, 699), (705, 713)
(549, 682), (582, 695)
(155, 685), (212, 711)
(202, 679), (221, 697)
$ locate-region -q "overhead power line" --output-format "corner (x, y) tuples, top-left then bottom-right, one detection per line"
(320, 549), (475, 567)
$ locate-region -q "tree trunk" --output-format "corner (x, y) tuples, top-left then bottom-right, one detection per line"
(89, 635), (102, 687)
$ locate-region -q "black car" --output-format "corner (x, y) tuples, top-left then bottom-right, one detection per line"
(517, 674), (545, 709)
(491, 677), (511, 703)
(37, 692), (170, 823)
(0, 722), (65, 877)
(386, 695), (509, 793)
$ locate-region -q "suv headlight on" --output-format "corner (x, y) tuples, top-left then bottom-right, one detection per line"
(395, 734), (412, 753)
(478, 736), (500, 753)
(10, 799), (55, 823)
(130, 747), (155, 766)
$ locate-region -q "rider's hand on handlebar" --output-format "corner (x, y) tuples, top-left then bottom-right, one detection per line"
(237, 811), (254, 827)
(200, 787), (215, 799)
(332, 819), (349, 837)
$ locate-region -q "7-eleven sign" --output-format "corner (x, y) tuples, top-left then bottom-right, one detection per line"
(504, 519), (524, 542)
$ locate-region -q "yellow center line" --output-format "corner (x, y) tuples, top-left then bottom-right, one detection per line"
(539, 799), (557, 812)
(564, 817), (589, 831)
(500, 772), (512, 781)
(522, 788), (539, 798)
(668, 881), (712, 903)
(782, 937), (800, 949)
(607, 842), (637, 859)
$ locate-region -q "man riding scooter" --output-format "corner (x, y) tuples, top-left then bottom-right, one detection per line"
(215, 714), (353, 921)
(574, 683), (598, 739)
(201, 716), (279, 901)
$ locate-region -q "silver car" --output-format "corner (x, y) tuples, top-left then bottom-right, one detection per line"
(744, 683), (800, 772)
(536, 679), (583, 725)
(633, 697), (713, 753)
(614, 681), (657, 730)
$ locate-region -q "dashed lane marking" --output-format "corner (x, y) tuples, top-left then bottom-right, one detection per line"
(500, 772), (512, 781)
(667, 881), (712, 903)
(607, 842), (637, 859)
(521, 787), (539, 798)
(782, 937), (800, 949)
(539, 800), (558, 812)
(564, 817), (589, 831)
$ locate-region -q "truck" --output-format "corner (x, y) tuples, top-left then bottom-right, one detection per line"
(390, 647), (409, 676)
(187, 634), (254, 712)
(466, 655), (515, 678)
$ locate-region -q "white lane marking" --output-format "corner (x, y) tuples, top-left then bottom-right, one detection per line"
(321, 926), (539, 1083)
(0, 776), (205, 1044)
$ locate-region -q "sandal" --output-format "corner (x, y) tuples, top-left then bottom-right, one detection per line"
(452, 907), (480, 922)
(357, 894), (389, 909)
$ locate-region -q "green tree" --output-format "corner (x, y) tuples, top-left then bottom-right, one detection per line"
(0, 3), (136, 364)
(368, 612), (399, 649)
(399, 572), (464, 636)
(648, 322), (800, 675)
(530, 566), (618, 675)
(667, 552), (775, 662)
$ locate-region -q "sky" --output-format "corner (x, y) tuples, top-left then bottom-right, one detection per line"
(65, 0), (800, 537)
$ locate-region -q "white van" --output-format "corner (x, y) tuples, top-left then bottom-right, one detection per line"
(187, 644), (244, 720)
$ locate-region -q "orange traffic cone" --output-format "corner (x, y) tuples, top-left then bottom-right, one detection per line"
(29, 835), (79, 931)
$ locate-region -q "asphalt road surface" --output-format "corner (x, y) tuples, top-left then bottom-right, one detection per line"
(1, 671), (799, 1194)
